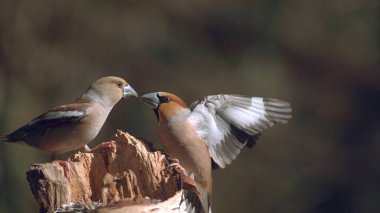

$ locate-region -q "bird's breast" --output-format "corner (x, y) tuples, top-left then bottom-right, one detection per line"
(158, 119), (211, 184)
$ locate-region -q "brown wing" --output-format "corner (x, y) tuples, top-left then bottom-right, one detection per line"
(3, 103), (89, 143)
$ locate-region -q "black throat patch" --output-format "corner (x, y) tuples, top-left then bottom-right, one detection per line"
(154, 108), (159, 122)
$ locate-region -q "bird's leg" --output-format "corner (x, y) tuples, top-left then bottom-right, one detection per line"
(167, 158), (187, 175)
(51, 153), (73, 182)
(57, 160), (73, 182)
(166, 158), (199, 195)
(84, 141), (117, 153)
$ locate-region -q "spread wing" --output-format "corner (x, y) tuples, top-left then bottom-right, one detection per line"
(188, 95), (292, 168)
(3, 104), (88, 142)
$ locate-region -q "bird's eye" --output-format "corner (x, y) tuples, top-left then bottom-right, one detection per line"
(116, 81), (123, 88)
(157, 94), (172, 103)
(162, 96), (171, 103)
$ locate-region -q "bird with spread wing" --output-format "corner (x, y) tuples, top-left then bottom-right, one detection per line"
(141, 92), (292, 213)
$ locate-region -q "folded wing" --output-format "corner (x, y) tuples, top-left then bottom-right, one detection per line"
(3, 104), (87, 143)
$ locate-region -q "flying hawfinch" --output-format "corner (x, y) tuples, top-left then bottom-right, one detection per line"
(0, 76), (138, 158)
(141, 92), (292, 213)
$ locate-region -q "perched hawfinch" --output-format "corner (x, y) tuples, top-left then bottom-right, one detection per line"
(141, 92), (292, 213)
(0, 76), (138, 158)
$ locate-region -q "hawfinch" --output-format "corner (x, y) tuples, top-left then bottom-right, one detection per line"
(0, 76), (138, 158)
(141, 92), (292, 213)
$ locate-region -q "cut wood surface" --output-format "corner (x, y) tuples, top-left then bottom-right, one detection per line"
(26, 130), (191, 213)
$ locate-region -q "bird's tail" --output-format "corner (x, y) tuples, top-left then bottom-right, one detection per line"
(183, 182), (211, 213)
(0, 135), (8, 142)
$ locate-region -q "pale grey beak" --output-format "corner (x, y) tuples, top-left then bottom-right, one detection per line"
(123, 85), (138, 98)
(140, 92), (160, 109)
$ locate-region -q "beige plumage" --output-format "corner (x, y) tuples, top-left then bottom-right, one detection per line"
(1, 76), (138, 158)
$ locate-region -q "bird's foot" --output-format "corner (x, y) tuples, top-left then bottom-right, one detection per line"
(56, 160), (73, 182)
(167, 158), (187, 176)
(85, 141), (117, 153)
(166, 158), (198, 194)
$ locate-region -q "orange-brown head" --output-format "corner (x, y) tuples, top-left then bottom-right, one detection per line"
(140, 92), (189, 122)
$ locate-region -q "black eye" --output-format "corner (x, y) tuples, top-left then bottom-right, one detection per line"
(116, 81), (123, 88)
(162, 97), (171, 103)
(157, 94), (171, 103)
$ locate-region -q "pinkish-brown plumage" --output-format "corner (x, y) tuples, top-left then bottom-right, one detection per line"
(141, 92), (292, 213)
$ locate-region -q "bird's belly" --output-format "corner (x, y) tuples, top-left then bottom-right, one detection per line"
(158, 125), (211, 184)
(37, 122), (100, 154)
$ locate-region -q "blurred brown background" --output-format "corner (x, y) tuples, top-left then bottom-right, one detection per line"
(0, 0), (379, 212)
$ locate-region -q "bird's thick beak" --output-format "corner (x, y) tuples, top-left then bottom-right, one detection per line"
(140, 92), (160, 109)
(123, 85), (138, 98)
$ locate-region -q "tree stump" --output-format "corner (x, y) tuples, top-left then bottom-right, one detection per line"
(26, 130), (192, 213)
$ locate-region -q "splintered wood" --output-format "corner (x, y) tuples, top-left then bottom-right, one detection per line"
(26, 130), (185, 213)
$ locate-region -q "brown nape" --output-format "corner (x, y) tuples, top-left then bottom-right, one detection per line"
(230, 125), (260, 148)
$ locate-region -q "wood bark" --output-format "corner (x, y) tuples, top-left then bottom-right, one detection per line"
(26, 130), (192, 213)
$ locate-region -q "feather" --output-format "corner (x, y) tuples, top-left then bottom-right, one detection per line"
(5, 104), (87, 143)
(0, 135), (8, 142)
(182, 175), (211, 213)
(189, 94), (291, 168)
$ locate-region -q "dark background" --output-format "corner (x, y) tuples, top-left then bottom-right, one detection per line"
(0, 1), (379, 212)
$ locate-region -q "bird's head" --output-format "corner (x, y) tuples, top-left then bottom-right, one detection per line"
(140, 92), (189, 122)
(85, 76), (138, 107)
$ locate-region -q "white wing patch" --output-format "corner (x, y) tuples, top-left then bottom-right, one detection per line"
(4, 109), (87, 140)
(30, 111), (85, 125)
(45, 111), (85, 120)
(189, 95), (292, 168)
